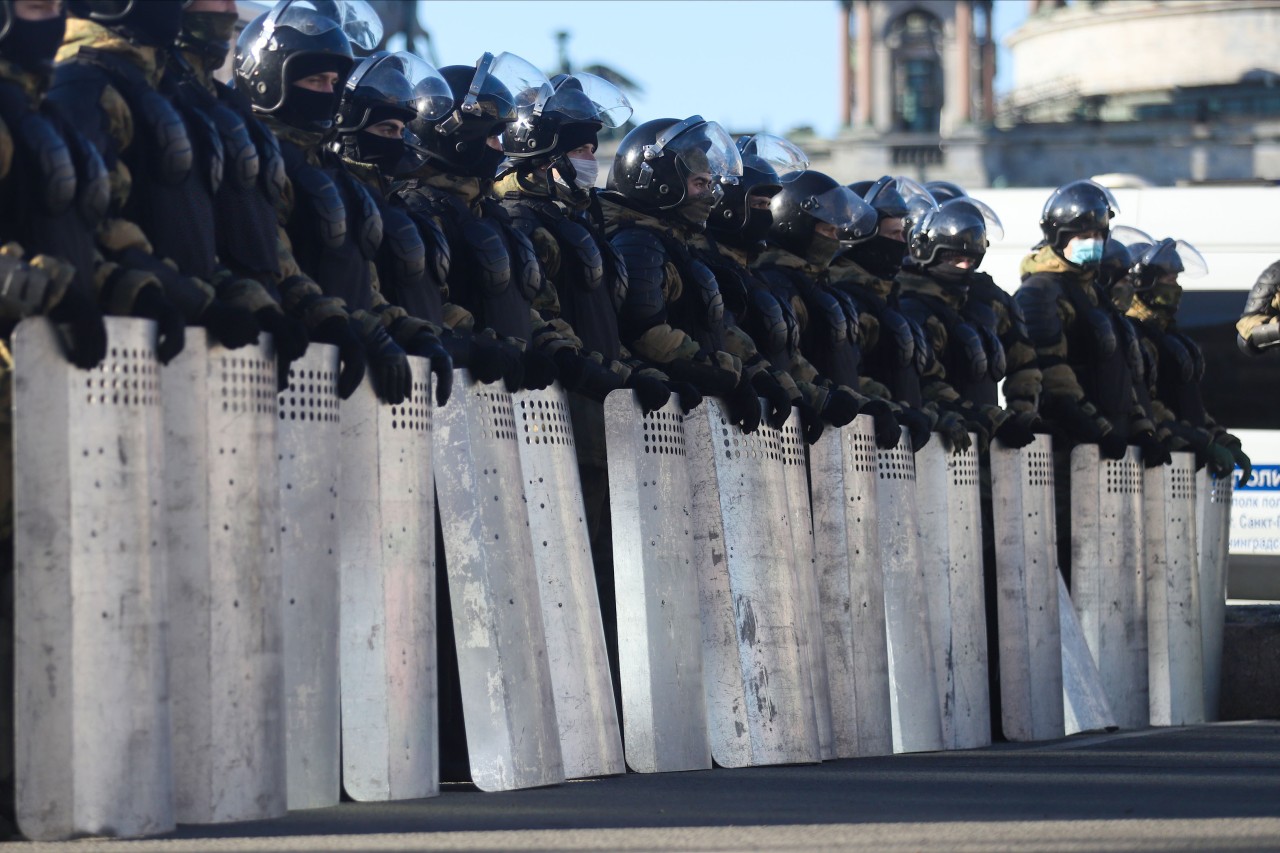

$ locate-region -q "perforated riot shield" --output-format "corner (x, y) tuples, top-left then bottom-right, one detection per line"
(513, 383), (624, 779)
(1145, 453), (1205, 726)
(14, 318), (173, 841)
(1196, 469), (1232, 720)
(604, 389), (710, 774)
(1059, 572), (1117, 735)
(780, 409), (833, 761)
(878, 427), (944, 754)
(163, 330), (285, 824)
(687, 399), (819, 768)
(915, 435), (990, 750)
(1071, 445), (1147, 729)
(434, 369), (563, 791)
(278, 344), (341, 809)
(811, 416), (892, 758)
(990, 435), (1064, 741)
(338, 357), (437, 800)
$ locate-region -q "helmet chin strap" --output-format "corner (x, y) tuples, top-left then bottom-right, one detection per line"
(547, 152), (590, 204)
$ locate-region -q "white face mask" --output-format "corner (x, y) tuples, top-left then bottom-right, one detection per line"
(554, 155), (599, 191)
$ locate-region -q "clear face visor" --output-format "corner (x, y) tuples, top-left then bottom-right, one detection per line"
(1142, 238), (1208, 279)
(940, 196), (1003, 241)
(544, 71), (632, 127)
(1108, 225), (1153, 252)
(265, 0), (383, 50)
(664, 119), (743, 184)
(799, 184), (873, 230)
(348, 52), (453, 122)
(463, 51), (553, 120)
(737, 133), (809, 183)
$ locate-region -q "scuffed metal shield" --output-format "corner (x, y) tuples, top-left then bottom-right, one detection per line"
(1144, 453), (1205, 726)
(338, 357), (438, 801)
(688, 398), (819, 767)
(434, 369), (563, 791)
(915, 434), (991, 750)
(990, 434), (1063, 741)
(513, 382), (624, 779)
(1059, 571), (1117, 735)
(1196, 469), (1231, 720)
(277, 343), (341, 809)
(811, 416), (892, 758)
(878, 426), (944, 754)
(14, 317), (174, 840)
(779, 408), (833, 761)
(162, 330), (285, 824)
(1070, 444), (1147, 729)
(603, 389), (709, 774)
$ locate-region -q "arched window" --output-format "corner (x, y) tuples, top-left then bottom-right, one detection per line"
(888, 10), (943, 133)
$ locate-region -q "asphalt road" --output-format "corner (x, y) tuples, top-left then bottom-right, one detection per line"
(17, 722), (1280, 852)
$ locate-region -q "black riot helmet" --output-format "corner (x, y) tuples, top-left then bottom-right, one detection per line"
(768, 169), (874, 266)
(1097, 225), (1152, 291)
(406, 51), (551, 179)
(851, 175), (911, 220)
(1129, 236), (1208, 293)
(235, 1), (383, 132)
(67, 0), (184, 48)
(1039, 179), (1118, 250)
(178, 0), (242, 68)
(924, 179), (967, 204)
(335, 50), (451, 172)
(0, 0), (67, 73)
(502, 71), (631, 163)
(908, 197), (989, 268)
(604, 116), (743, 213)
(707, 133), (809, 246)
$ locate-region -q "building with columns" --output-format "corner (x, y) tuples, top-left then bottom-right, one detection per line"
(809, 0), (1280, 188)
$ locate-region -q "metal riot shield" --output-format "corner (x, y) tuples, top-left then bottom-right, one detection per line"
(1145, 453), (1205, 726)
(278, 344), (341, 809)
(1196, 469), (1231, 720)
(338, 357), (438, 801)
(1059, 572), (1117, 735)
(434, 369), (563, 791)
(14, 317), (174, 841)
(811, 416), (892, 758)
(688, 398), (819, 768)
(163, 330), (285, 824)
(1071, 444), (1147, 729)
(878, 427), (944, 754)
(603, 389), (710, 774)
(780, 409), (834, 761)
(990, 435), (1064, 741)
(915, 434), (991, 750)
(513, 382), (624, 779)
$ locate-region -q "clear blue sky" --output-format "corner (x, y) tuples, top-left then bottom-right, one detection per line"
(405, 0), (1029, 138)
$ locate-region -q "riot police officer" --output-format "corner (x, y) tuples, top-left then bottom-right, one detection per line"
(1238, 260), (1280, 353)
(235, 0), (419, 405)
(599, 115), (762, 429)
(1125, 237), (1250, 480)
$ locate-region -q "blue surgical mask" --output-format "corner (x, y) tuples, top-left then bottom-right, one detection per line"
(1067, 237), (1105, 267)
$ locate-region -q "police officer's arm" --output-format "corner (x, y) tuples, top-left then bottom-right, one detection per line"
(273, 226), (349, 330)
(1237, 260), (1280, 352)
(996, 292), (1044, 415)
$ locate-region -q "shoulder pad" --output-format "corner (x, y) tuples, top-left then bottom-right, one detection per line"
(1014, 274), (1064, 346)
(952, 322), (989, 383)
(501, 199), (540, 236)
(976, 323), (1007, 380)
(1163, 330), (1196, 383)
(610, 225), (667, 285)
(18, 111), (76, 215)
(809, 286), (850, 349)
(342, 172), (383, 260)
(408, 203), (451, 289)
(56, 118), (110, 225)
(504, 219), (544, 303)
(208, 101), (259, 190)
(599, 230), (628, 312)
(287, 157), (347, 249)
(880, 307), (916, 368)
(182, 100), (224, 195)
(1083, 307), (1118, 359)
(46, 62), (115, 166)
(379, 204), (426, 292)
(246, 115), (286, 208)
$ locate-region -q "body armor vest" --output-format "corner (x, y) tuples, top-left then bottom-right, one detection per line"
(840, 281), (925, 406)
(646, 226), (726, 353)
(1060, 278), (1138, 434)
(1146, 322), (1210, 427)
(905, 289), (1007, 406)
(377, 202), (440, 323)
(761, 263), (859, 389)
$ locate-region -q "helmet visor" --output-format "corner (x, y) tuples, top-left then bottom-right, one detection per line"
(666, 119), (743, 182)
(737, 134), (809, 183)
(478, 51), (554, 114)
(942, 196), (1004, 241)
(1142, 238), (1208, 279)
(801, 184), (871, 229)
(837, 194), (882, 246)
(545, 72), (632, 127)
(350, 52), (453, 122)
(269, 0), (383, 50)
(1108, 225), (1153, 250)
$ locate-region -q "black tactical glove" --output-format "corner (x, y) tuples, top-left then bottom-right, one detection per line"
(1215, 434), (1251, 484)
(1203, 441), (1235, 478)
(522, 347), (559, 391)
(861, 398), (901, 449)
(936, 410), (973, 453)
(628, 372), (671, 414)
(131, 286), (185, 364)
(364, 323), (412, 405)
(994, 412), (1037, 450)
(199, 298), (261, 349)
(311, 315), (366, 399)
(724, 377), (762, 434)
(1097, 430), (1129, 461)
(663, 349), (741, 396)
(797, 400), (825, 445)
(820, 387), (860, 428)
(405, 330), (453, 406)
(1135, 430), (1171, 468)
(667, 380), (702, 413)
(896, 406), (932, 452)
(460, 334), (524, 391)
(1044, 396), (1106, 445)
(256, 308), (309, 391)
(751, 369), (794, 429)
(47, 284), (107, 370)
